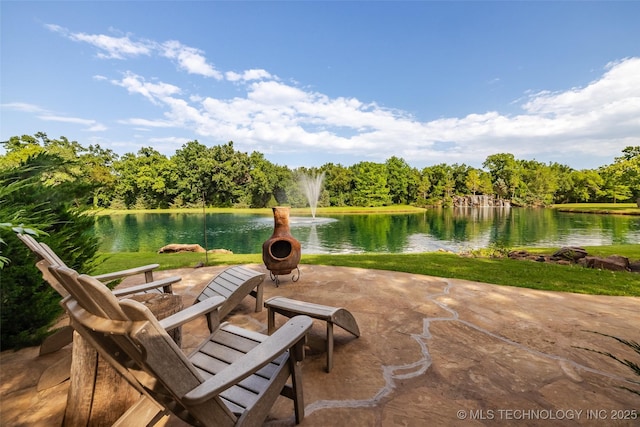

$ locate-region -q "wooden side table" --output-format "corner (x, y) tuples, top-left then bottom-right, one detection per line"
(264, 296), (360, 372)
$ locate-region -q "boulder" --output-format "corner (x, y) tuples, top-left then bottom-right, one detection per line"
(207, 248), (233, 254)
(578, 255), (630, 272)
(158, 243), (206, 253)
(552, 246), (588, 262)
(452, 195), (511, 207)
(507, 247), (637, 274)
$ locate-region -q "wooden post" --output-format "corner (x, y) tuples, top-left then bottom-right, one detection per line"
(64, 293), (183, 426)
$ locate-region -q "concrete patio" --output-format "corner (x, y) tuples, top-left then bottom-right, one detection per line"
(1, 264), (639, 426)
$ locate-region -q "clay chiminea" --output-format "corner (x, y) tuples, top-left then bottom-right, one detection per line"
(262, 206), (301, 285)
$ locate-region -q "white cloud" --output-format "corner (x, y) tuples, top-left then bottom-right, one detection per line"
(118, 118), (175, 128)
(46, 24), (152, 59)
(1, 102), (47, 113)
(112, 72), (181, 104)
(45, 24), (640, 167)
(47, 25), (222, 78)
(110, 57), (639, 167)
(38, 115), (106, 132)
(2, 102), (107, 133)
(161, 40), (223, 79)
(226, 69), (273, 82)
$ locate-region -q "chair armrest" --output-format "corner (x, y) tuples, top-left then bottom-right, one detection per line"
(158, 296), (225, 331)
(93, 263), (160, 283)
(183, 315), (313, 405)
(112, 276), (181, 297)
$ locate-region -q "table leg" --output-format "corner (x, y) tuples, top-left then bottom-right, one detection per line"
(327, 322), (334, 373)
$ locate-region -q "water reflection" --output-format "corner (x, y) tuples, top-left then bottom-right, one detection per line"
(94, 209), (640, 254)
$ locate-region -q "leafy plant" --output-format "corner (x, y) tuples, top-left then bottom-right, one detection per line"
(487, 241), (512, 258)
(576, 331), (640, 397)
(0, 223), (42, 269)
(0, 152), (100, 350)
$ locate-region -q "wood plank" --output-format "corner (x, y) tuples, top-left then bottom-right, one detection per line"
(39, 325), (74, 356)
(265, 297), (337, 319)
(64, 332), (139, 427)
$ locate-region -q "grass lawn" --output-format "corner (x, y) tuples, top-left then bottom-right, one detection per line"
(92, 205), (426, 216)
(94, 245), (640, 297)
(553, 203), (640, 215)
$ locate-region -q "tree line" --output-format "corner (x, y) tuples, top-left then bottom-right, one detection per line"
(2, 132), (639, 210)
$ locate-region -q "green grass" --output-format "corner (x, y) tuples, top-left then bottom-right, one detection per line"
(93, 246), (640, 297)
(553, 203), (640, 215)
(91, 205), (425, 216)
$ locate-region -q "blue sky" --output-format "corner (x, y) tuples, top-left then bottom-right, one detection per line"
(2, 1), (639, 170)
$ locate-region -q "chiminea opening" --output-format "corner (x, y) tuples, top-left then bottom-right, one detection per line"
(269, 240), (292, 260)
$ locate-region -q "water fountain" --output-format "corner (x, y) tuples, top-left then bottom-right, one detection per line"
(299, 171), (325, 219)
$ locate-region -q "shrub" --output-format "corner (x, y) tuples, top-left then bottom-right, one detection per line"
(0, 153), (100, 350)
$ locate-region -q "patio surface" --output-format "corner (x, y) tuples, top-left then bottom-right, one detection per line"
(1, 264), (639, 426)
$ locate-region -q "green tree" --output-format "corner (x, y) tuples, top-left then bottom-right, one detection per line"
(422, 163), (454, 205)
(1, 133), (116, 208)
(607, 146), (640, 202)
(597, 146), (640, 203)
(483, 153), (521, 200)
(245, 152), (281, 208)
(113, 147), (176, 208)
(465, 169), (481, 195)
(173, 141), (252, 207)
(478, 171), (494, 195)
(350, 162), (391, 206)
(415, 170), (432, 206)
(385, 156), (413, 204)
(322, 163), (354, 207)
(450, 164), (472, 195)
(84, 144), (119, 208)
(208, 142), (251, 207)
(519, 160), (558, 206)
(172, 140), (211, 206)
(561, 169), (603, 203)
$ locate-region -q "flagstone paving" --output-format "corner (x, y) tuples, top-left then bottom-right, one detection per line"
(1, 264), (638, 426)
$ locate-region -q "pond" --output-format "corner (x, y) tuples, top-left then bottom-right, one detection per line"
(94, 208), (640, 254)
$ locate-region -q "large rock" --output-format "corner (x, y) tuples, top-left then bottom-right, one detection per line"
(578, 255), (630, 272)
(452, 195), (511, 207)
(207, 248), (233, 254)
(158, 243), (206, 253)
(552, 246), (588, 262)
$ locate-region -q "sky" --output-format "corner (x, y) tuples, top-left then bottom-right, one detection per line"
(2, 1), (640, 171)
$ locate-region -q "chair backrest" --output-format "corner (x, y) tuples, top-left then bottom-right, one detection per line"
(17, 233), (70, 297)
(16, 233), (62, 265)
(53, 265), (237, 426)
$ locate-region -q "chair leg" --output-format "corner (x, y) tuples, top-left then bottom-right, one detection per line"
(254, 283), (264, 312)
(289, 359), (305, 424)
(144, 270), (154, 283)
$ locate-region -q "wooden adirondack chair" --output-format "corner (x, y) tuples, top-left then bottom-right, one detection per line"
(52, 265), (312, 427)
(16, 233), (175, 293)
(16, 233), (181, 355)
(195, 265), (265, 332)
